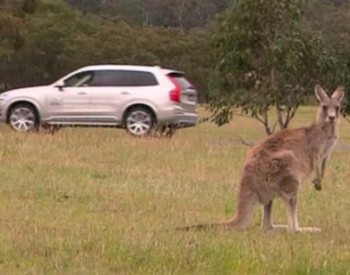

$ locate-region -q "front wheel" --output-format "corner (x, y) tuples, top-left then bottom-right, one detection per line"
(8, 104), (39, 132)
(124, 107), (155, 137)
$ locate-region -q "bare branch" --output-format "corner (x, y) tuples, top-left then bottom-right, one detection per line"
(276, 105), (284, 129)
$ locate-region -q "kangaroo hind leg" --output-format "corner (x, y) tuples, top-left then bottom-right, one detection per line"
(262, 200), (288, 230)
(262, 200), (274, 229)
(280, 175), (321, 233)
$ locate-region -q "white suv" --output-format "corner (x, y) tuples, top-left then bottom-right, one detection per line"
(0, 65), (198, 136)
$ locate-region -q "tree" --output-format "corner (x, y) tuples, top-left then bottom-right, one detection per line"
(305, 0), (350, 116)
(0, 0), (213, 100)
(209, 0), (330, 135)
(0, 6), (25, 91)
(65, 0), (230, 30)
(22, 0), (38, 14)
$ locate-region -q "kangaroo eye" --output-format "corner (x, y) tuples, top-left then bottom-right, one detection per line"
(335, 106), (340, 112)
(322, 105), (328, 111)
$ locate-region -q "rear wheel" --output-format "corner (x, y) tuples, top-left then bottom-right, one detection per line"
(124, 106), (155, 137)
(8, 104), (39, 132)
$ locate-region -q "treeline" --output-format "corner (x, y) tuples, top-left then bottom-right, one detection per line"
(65, 0), (230, 30)
(0, 0), (216, 102)
(1, 0), (350, 106)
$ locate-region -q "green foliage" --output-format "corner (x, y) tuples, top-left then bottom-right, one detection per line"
(305, 0), (350, 115)
(22, 0), (38, 14)
(66, 0), (230, 29)
(0, 0), (212, 99)
(209, 0), (331, 134)
(1, 0), (350, 113)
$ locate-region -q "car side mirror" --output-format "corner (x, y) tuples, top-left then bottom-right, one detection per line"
(54, 82), (65, 91)
(57, 85), (64, 91)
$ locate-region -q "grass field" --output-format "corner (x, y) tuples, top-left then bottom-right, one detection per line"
(0, 106), (350, 274)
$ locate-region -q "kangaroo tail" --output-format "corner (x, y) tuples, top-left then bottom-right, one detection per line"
(175, 222), (232, 231)
(176, 178), (258, 232)
(174, 216), (252, 232)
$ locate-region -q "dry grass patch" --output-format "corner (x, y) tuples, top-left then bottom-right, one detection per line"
(0, 107), (349, 274)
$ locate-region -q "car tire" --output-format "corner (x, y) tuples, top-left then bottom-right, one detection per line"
(124, 106), (155, 137)
(8, 103), (39, 132)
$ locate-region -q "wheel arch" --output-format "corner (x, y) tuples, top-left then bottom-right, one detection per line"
(6, 101), (41, 124)
(122, 103), (157, 127)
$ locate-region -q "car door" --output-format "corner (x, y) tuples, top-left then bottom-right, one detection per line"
(83, 70), (125, 124)
(45, 71), (94, 123)
(84, 70), (159, 124)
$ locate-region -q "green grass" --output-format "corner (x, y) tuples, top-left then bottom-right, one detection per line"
(0, 106), (350, 274)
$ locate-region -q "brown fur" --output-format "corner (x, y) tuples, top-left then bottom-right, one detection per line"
(180, 85), (344, 232)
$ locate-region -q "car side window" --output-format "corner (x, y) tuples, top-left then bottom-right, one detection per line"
(90, 71), (118, 87)
(124, 71), (158, 86)
(90, 70), (158, 87)
(168, 73), (194, 89)
(64, 71), (94, 87)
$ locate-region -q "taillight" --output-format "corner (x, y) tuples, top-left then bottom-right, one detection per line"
(168, 76), (182, 102)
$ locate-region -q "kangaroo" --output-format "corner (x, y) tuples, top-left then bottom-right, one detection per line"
(180, 85), (344, 232)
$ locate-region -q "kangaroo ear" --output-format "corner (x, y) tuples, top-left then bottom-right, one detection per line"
(331, 86), (345, 102)
(315, 85), (329, 102)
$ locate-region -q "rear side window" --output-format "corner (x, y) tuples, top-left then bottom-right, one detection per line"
(168, 73), (194, 90)
(90, 70), (158, 87)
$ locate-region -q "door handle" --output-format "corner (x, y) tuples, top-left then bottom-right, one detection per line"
(78, 92), (87, 95)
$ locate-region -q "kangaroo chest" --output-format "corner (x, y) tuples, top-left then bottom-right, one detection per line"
(319, 136), (338, 159)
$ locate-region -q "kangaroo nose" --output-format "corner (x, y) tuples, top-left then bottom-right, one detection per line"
(329, 115), (335, 122)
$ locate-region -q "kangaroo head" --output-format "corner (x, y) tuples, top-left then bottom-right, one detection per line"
(315, 85), (345, 125)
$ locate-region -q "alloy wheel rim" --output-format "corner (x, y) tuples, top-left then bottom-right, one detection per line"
(126, 110), (152, 136)
(10, 107), (36, 132)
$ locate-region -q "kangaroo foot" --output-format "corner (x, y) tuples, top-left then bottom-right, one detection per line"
(264, 224), (321, 233)
(263, 224), (289, 230)
(312, 178), (322, 191)
(293, 227), (321, 233)
(272, 224), (289, 230)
